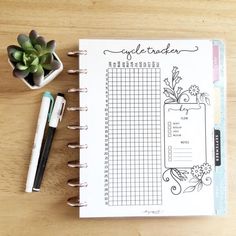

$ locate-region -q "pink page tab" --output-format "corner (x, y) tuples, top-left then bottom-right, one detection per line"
(213, 45), (220, 82)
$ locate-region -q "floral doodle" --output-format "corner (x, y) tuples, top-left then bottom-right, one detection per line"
(162, 168), (188, 195)
(162, 66), (212, 195)
(163, 66), (210, 105)
(184, 163), (212, 193)
(162, 163), (212, 195)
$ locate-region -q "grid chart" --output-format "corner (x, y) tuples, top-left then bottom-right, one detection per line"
(106, 67), (162, 206)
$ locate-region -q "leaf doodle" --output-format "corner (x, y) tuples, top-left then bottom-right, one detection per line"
(189, 178), (199, 183)
(165, 88), (175, 95)
(183, 186), (196, 193)
(197, 182), (203, 192)
(205, 97), (210, 105)
(165, 98), (175, 103)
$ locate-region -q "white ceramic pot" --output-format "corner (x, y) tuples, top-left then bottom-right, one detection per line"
(8, 52), (63, 90)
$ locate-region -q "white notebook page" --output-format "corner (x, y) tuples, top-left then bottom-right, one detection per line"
(79, 39), (215, 218)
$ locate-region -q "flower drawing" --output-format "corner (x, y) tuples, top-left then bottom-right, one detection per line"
(184, 163), (212, 193)
(201, 162), (212, 174)
(191, 165), (203, 178)
(163, 67), (211, 105)
(162, 66), (187, 103)
(176, 87), (183, 96)
(188, 85), (200, 96)
(164, 78), (170, 87)
(175, 76), (182, 84)
(163, 89), (170, 97)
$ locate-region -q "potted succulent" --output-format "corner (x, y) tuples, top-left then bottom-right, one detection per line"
(7, 30), (63, 89)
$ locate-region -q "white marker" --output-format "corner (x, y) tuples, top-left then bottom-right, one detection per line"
(25, 91), (54, 192)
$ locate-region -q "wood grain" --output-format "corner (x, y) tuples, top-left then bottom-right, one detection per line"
(0, 0), (235, 235)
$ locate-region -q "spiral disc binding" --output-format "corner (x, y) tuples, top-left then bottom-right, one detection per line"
(68, 88), (88, 93)
(67, 50), (87, 56)
(67, 125), (88, 130)
(66, 50), (88, 208)
(67, 106), (88, 111)
(67, 69), (87, 74)
(67, 196), (87, 207)
(67, 160), (88, 168)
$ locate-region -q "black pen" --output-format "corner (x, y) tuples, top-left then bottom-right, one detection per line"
(33, 93), (66, 191)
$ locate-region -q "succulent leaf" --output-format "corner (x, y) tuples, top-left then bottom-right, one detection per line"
(31, 57), (39, 66)
(7, 45), (23, 62)
(39, 53), (52, 65)
(29, 65), (39, 73)
(16, 62), (28, 71)
(17, 34), (33, 50)
(13, 68), (30, 78)
(42, 63), (53, 71)
(12, 50), (23, 61)
(34, 44), (42, 53)
(42, 59), (60, 71)
(51, 60), (61, 70)
(36, 36), (46, 48)
(25, 48), (38, 54)
(33, 65), (44, 81)
(44, 53), (53, 64)
(29, 30), (38, 45)
(39, 54), (47, 64)
(46, 40), (56, 52)
(22, 52), (27, 65)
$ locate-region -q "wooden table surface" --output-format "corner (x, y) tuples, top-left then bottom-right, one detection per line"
(0, 0), (235, 235)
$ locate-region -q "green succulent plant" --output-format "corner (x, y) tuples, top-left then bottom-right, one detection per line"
(7, 30), (60, 85)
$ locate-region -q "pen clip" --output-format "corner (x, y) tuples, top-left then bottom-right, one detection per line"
(43, 91), (54, 122)
(59, 98), (66, 122)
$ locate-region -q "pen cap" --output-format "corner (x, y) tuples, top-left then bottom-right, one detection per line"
(49, 93), (66, 128)
(43, 91), (54, 121)
(43, 91), (52, 97)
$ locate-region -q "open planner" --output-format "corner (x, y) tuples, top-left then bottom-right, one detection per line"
(66, 39), (226, 218)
